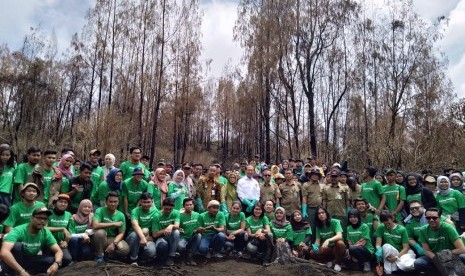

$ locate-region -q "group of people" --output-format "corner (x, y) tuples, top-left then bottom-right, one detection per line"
(0, 144), (464, 276)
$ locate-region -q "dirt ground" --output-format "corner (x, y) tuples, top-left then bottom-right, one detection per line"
(54, 259), (386, 276)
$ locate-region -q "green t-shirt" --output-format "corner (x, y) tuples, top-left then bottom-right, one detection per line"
(375, 224), (409, 251)
(48, 210), (72, 242)
(122, 178), (149, 212)
(361, 180), (384, 208)
(383, 184), (406, 221)
(316, 218), (343, 246)
(4, 223), (56, 256)
(13, 163), (35, 203)
(147, 183), (162, 210)
(90, 166), (104, 203)
(4, 201), (45, 227)
(67, 217), (89, 234)
(361, 213), (378, 235)
(93, 207), (126, 237)
(405, 215), (447, 241)
(0, 166), (15, 194)
(436, 190), (465, 215)
(97, 181), (124, 211)
(152, 210), (180, 232)
(167, 183), (187, 210)
(130, 206), (158, 231)
(225, 212), (246, 231)
(292, 227), (312, 246)
(418, 222), (460, 253)
(347, 223), (374, 254)
(41, 168), (56, 203)
(270, 223), (293, 241)
(198, 211), (226, 236)
(179, 211), (200, 238)
(218, 176), (228, 186)
(246, 216), (270, 234)
(120, 161), (150, 181)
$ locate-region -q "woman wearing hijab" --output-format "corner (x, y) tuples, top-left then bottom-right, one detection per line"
(270, 165), (280, 180)
(56, 154), (75, 202)
(436, 176), (465, 233)
(168, 170), (187, 210)
(345, 209), (374, 272)
(450, 173), (465, 195)
(97, 168), (124, 211)
(150, 168), (168, 210)
(68, 199), (94, 261)
(271, 207), (293, 244)
(221, 172), (239, 214)
(404, 173), (436, 214)
(290, 210), (312, 258)
(102, 154), (116, 180)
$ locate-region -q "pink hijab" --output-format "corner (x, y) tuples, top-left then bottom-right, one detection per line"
(152, 168), (168, 203)
(58, 154), (74, 178)
(72, 199), (93, 228)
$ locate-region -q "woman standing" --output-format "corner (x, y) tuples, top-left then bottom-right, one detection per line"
(102, 154), (116, 180)
(0, 146), (15, 206)
(404, 173), (436, 214)
(221, 172), (239, 213)
(168, 170), (187, 210)
(308, 206), (346, 272)
(150, 168), (168, 210)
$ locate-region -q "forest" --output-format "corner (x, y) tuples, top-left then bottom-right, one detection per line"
(0, 0), (464, 171)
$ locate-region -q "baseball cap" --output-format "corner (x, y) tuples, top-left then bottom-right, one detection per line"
(32, 206), (52, 217)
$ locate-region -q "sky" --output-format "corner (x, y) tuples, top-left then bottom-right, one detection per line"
(0, 0), (464, 97)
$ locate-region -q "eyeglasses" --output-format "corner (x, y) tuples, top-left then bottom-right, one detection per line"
(425, 216), (439, 221)
(410, 206), (421, 211)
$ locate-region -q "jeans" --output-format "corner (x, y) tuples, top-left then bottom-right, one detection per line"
(224, 232), (247, 252)
(414, 254), (465, 273)
(199, 233), (226, 255)
(347, 245), (372, 262)
(0, 243), (55, 275)
(69, 236), (93, 261)
(125, 231), (156, 261)
(177, 233), (201, 254)
(154, 230), (180, 258)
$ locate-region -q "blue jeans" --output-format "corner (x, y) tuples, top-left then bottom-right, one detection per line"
(199, 233), (226, 255)
(154, 230), (180, 258)
(125, 231), (156, 261)
(177, 233), (201, 254)
(224, 232), (247, 252)
(414, 254), (465, 272)
(68, 237), (93, 261)
(0, 192), (11, 207)
(347, 245), (372, 262)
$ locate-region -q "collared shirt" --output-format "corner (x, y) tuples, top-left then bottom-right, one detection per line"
(302, 181), (324, 207)
(260, 182), (282, 204)
(237, 176), (260, 201)
(279, 181), (302, 216)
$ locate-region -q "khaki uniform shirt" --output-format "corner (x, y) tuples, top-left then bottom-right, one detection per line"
(322, 183), (349, 217)
(279, 181), (302, 216)
(260, 182), (282, 204)
(302, 181), (325, 207)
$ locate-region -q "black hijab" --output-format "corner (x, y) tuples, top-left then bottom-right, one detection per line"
(348, 208), (362, 229)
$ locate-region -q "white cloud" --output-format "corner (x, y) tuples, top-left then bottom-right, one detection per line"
(200, 0), (243, 79)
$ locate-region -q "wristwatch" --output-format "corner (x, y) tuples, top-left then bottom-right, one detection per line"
(54, 261), (62, 267)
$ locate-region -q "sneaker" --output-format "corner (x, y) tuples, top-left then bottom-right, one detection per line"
(206, 252), (212, 259)
(236, 251), (243, 259)
(363, 262), (371, 272)
(130, 262), (139, 267)
(326, 261), (333, 268)
(213, 253), (224, 259)
(95, 256), (106, 263)
(334, 264), (341, 272)
(166, 257), (174, 266)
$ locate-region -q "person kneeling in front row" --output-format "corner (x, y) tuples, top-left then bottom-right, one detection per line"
(0, 206), (64, 275)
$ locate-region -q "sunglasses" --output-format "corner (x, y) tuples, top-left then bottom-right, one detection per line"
(263, 174), (271, 177)
(410, 206), (421, 211)
(425, 216), (439, 221)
